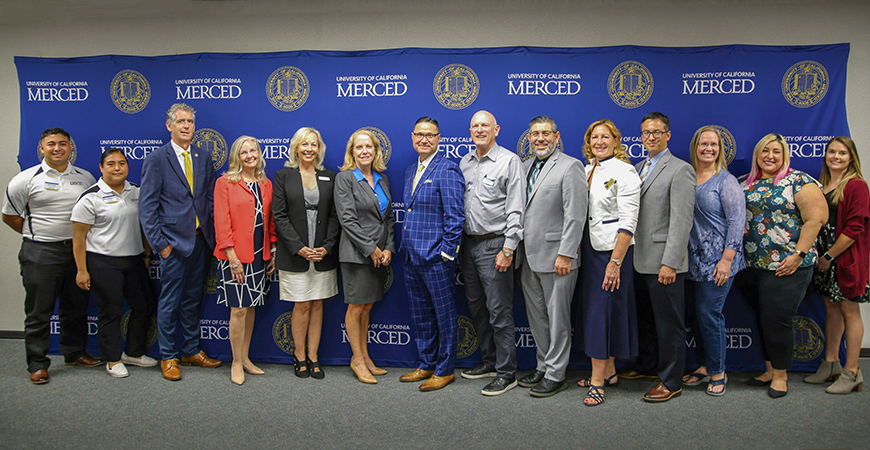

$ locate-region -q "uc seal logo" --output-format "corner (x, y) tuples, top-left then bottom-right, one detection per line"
(272, 312), (295, 355)
(516, 130), (564, 162)
(37, 137), (77, 165)
(110, 69), (150, 114)
(792, 315), (824, 362)
(608, 61), (654, 109)
(266, 66), (310, 112)
(192, 128), (228, 171)
(433, 64), (480, 110)
(710, 125), (737, 166)
(122, 311), (158, 347)
(383, 265), (393, 294)
(782, 60), (828, 108)
(203, 257), (219, 295)
(356, 126), (392, 166)
(456, 315), (479, 359)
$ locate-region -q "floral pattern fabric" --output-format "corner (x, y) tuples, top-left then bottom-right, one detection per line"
(741, 169), (819, 271)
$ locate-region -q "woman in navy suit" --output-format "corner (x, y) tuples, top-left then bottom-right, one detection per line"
(334, 129), (395, 384)
(213, 136), (277, 385)
(273, 127), (340, 380)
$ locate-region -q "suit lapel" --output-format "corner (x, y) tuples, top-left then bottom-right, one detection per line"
(408, 156), (439, 207)
(640, 150), (671, 196)
(528, 152), (559, 204)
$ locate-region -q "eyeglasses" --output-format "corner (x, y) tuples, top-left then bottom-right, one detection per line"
(413, 133), (440, 141)
(641, 130), (668, 139)
(529, 131), (555, 139)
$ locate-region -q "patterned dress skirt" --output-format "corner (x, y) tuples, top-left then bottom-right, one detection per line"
(217, 181), (270, 308)
(812, 223), (869, 303)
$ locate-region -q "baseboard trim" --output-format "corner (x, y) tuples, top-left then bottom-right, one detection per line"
(862, 348), (870, 358)
(0, 331), (24, 339)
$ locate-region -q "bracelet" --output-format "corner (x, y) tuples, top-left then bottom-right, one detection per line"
(230, 261), (241, 269)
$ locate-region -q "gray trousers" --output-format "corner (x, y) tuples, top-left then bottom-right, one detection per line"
(462, 235), (516, 376)
(519, 261), (577, 382)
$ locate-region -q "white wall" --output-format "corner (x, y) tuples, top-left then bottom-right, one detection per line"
(1, 0), (869, 346)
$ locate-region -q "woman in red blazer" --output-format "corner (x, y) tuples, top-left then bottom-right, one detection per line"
(808, 136), (869, 394)
(213, 136), (277, 385)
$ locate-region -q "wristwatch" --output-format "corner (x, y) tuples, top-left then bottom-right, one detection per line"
(795, 250), (808, 258)
(823, 252), (835, 262)
(502, 249), (514, 258)
(610, 257), (622, 266)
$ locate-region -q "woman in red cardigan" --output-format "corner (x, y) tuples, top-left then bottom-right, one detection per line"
(214, 136), (277, 385)
(807, 136), (868, 394)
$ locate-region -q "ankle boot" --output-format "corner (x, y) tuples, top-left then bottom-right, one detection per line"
(825, 368), (863, 394)
(803, 360), (841, 384)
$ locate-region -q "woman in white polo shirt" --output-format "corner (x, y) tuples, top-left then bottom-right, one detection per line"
(71, 148), (157, 378)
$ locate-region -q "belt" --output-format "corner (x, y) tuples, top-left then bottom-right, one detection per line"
(23, 237), (73, 247)
(466, 232), (502, 242)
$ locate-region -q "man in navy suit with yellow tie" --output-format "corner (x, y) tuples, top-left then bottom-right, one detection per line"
(140, 103), (222, 381)
(398, 117), (465, 391)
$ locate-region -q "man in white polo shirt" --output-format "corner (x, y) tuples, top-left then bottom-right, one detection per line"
(2, 128), (102, 384)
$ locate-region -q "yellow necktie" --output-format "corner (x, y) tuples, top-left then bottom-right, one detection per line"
(183, 151), (200, 229)
(412, 163), (424, 193)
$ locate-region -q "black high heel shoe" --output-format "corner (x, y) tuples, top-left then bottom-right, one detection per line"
(294, 357), (309, 378)
(308, 359), (325, 380)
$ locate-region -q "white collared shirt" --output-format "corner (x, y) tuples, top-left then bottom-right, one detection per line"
(2, 160), (95, 242)
(71, 178), (144, 256)
(171, 140), (192, 177)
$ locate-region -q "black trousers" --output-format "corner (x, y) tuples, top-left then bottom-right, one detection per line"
(633, 272), (687, 391)
(735, 267), (813, 370)
(20, 239), (90, 372)
(87, 252), (155, 362)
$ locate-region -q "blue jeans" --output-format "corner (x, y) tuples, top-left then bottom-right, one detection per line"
(689, 278), (733, 374)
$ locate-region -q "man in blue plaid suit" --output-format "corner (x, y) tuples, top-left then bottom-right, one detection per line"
(398, 117), (465, 391)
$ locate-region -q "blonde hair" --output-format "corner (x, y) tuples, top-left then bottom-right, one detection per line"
(819, 136), (866, 204)
(583, 119), (629, 164)
(746, 133), (790, 186)
(689, 126), (729, 175)
(286, 127), (326, 170)
(340, 129), (387, 172)
(223, 136), (265, 183)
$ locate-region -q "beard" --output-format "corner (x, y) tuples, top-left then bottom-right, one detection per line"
(535, 142), (557, 159)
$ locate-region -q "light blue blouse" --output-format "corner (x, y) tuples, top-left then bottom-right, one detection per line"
(688, 170), (746, 281)
(352, 167), (389, 215)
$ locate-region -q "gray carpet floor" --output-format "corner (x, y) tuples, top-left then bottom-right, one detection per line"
(0, 338), (868, 449)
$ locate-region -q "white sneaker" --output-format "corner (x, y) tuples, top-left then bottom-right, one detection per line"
(121, 352), (159, 367)
(106, 362), (129, 378)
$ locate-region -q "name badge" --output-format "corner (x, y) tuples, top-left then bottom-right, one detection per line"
(318, 176), (330, 181)
(44, 181), (59, 191)
(102, 194), (119, 204)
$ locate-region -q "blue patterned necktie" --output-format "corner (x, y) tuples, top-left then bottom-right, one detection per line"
(527, 159), (545, 200)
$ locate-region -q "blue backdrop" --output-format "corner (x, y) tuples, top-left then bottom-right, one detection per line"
(15, 43), (850, 371)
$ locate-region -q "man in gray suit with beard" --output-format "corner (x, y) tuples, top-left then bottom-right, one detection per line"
(516, 115), (587, 397)
(618, 111), (695, 402)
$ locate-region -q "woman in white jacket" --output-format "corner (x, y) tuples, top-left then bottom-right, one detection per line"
(576, 119), (641, 406)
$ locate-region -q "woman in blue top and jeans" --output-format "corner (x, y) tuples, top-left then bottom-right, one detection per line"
(681, 127), (745, 396)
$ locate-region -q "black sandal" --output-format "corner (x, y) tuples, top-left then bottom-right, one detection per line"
(308, 359), (325, 380)
(294, 358), (309, 378)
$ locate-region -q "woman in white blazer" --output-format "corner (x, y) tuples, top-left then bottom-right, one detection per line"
(577, 119), (641, 406)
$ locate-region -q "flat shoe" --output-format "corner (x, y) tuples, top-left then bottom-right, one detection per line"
(745, 377), (771, 387)
(682, 371), (710, 386)
(706, 374), (727, 396)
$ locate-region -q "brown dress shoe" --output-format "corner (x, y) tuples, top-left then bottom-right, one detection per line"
(65, 354), (103, 367)
(400, 368), (435, 382)
(161, 359), (182, 381)
(617, 369), (655, 380)
(419, 374), (455, 391)
(180, 351), (222, 368)
(643, 381), (681, 402)
(29, 369), (50, 384)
